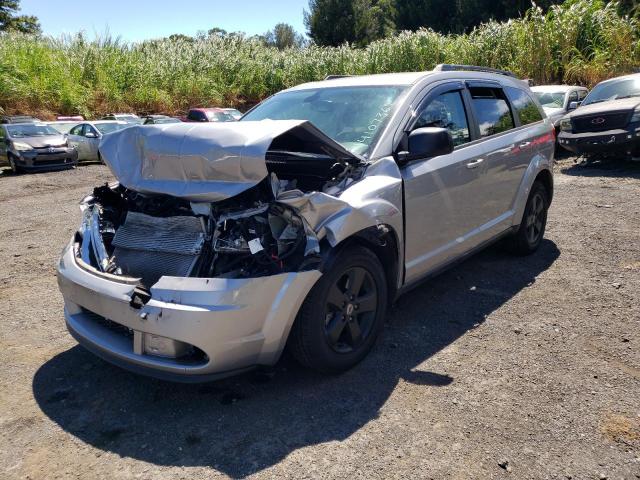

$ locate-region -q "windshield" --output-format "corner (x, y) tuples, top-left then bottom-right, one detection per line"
(533, 91), (566, 110)
(154, 117), (180, 124)
(582, 78), (640, 106)
(241, 85), (407, 156)
(48, 122), (78, 134)
(208, 112), (236, 122)
(7, 124), (60, 138)
(95, 123), (127, 134)
(116, 115), (142, 124)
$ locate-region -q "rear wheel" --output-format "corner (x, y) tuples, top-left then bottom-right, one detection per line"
(288, 245), (388, 373)
(506, 181), (549, 255)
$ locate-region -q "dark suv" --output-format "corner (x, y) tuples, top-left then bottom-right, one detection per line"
(558, 73), (640, 160)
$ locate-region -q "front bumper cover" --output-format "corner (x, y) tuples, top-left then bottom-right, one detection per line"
(57, 239), (321, 382)
(558, 125), (640, 155)
(15, 147), (78, 170)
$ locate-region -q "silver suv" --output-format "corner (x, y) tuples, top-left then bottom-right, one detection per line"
(57, 65), (554, 382)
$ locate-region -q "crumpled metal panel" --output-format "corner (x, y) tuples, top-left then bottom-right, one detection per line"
(99, 120), (362, 202)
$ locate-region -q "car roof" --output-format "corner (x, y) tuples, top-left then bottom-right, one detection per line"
(89, 120), (128, 125)
(531, 85), (587, 93)
(593, 72), (640, 86)
(288, 71), (431, 91)
(190, 107), (226, 113)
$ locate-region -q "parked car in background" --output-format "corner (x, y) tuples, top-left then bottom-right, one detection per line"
(57, 65), (554, 382)
(221, 108), (243, 120)
(141, 115), (182, 125)
(558, 73), (640, 160)
(1, 115), (40, 124)
(183, 107), (237, 123)
(531, 85), (589, 128)
(47, 121), (82, 134)
(0, 123), (77, 173)
(57, 115), (84, 122)
(67, 121), (128, 162)
(101, 113), (142, 125)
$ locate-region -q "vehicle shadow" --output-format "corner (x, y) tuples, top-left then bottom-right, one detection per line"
(33, 240), (560, 478)
(560, 157), (640, 178)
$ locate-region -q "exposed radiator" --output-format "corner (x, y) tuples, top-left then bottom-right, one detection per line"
(111, 211), (205, 287)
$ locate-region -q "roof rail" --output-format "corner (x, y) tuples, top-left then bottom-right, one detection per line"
(324, 75), (353, 80)
(433, 64), (518, 79)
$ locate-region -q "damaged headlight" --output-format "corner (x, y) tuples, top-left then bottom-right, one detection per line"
(559, 118), (572, 132)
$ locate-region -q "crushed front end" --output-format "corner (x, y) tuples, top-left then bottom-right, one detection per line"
(56, 120), (376, 381)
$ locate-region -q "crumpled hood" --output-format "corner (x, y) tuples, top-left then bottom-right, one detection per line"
(99, 120), (362, 202)
(567, 97), (640, 119)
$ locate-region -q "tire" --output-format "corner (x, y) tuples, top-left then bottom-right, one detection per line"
(288, 245), (388, 373)
(506, 181), (549, 255)
(8, 154), (20, 174)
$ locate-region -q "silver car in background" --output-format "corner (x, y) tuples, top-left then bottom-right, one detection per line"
(0, 123), (78, 173)
(532, 85), (589, 128)
(57, 65), (555, 382)
(67, 121), (128, 162)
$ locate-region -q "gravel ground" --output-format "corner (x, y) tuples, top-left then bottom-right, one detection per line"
(0, 159), (639, 480)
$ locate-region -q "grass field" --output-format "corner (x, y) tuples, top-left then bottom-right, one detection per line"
(0, 0), (637, 118)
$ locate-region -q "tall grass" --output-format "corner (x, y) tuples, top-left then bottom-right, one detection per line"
(0, 0), (637, 118)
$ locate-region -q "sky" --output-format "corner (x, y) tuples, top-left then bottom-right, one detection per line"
(19, 0), (309, 42)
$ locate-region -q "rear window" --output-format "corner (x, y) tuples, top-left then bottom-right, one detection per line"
(469, 87), (515, 137)
(187, 110), (207, 121)
(505, 87), (543, 125)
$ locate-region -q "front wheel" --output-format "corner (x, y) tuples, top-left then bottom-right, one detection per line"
(288, 245), (388, 373)
(506, 181), (549, 255)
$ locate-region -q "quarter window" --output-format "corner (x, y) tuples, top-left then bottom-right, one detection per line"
(469, 87), (515, 137)
(505, 86), (543, 126)
(413, 91), (470, 147)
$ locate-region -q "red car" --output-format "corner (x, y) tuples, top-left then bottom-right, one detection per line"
(182, 108), (238, 123)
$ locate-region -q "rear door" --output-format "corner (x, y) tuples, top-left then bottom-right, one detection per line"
(401, 81), (489, 282)
(466, 83), (538, 229)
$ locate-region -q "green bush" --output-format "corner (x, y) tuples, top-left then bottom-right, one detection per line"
(0, 0), (637, 118)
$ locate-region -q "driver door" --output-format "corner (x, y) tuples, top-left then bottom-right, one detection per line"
(67, 124), (87, 160)
(401, 82), (487, 284)
(83, 125), (100, 161)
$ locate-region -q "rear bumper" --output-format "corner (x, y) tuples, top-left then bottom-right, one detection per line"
(558, 126), (640, 155)
(15, 148), (78, 170)
(57, 239), (321, 382)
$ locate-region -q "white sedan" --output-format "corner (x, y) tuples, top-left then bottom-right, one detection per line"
(67, 121), (128, 162)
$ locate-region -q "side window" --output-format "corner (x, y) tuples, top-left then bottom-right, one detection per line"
(568, 91), (579, 103)
(413, 90), (470, 147)
(469, 87), (515, 137)
(578, 90), (588, 101)
(187, 110), (206, 122)
(505, 86), (543, 126)
(69, 125), (83, 136)
(84, 125), (98, 137)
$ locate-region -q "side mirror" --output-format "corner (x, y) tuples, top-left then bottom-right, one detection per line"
(85, 132), (98, 138)
(396, 127), (454, 164)
(568, 101), (581, 111)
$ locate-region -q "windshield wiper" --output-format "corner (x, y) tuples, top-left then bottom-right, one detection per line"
(616, 94), (640, 100)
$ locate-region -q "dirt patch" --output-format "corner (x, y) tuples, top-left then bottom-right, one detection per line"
(0, 159), (639, 479)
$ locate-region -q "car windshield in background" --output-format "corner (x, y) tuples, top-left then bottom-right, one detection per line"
(95, 123), (126, 134)
(154, 117), (180, 124)
(582, 78), (640, 105)
(208, 112), (236, 122)
(7, 124), (60, 137)
(534, 91), (565, 109)
(241, 85), (407, 156)
(48, 122), (78, 134)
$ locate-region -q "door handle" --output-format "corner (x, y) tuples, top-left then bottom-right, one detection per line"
(520, 141), (532, 148)
(466, 158), (484, 169)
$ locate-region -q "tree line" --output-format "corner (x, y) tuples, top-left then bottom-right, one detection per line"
(305, 0), (639, 47)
